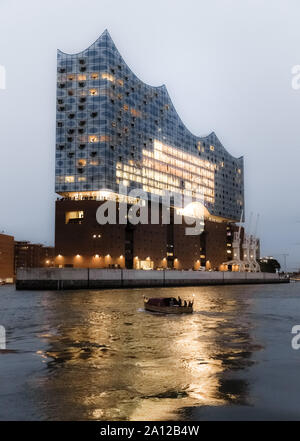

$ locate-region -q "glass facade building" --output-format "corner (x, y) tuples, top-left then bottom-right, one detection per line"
(56, 30), (244, 222)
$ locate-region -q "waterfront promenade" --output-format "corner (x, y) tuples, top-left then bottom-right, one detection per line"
(16, 268), (288, 290)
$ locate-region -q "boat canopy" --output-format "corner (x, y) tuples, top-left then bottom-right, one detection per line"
(146, 297), (177, 306)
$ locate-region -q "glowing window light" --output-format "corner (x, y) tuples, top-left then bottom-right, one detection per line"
(65, 211), (84, 224)
(77, 159), (86, 167)
(90, 160), (99, 166)
(65, 176), (74, 183)
(89, 135), (99, 143)
(101, 73), (115, 82)
(89, 88), (98, 96)
(130, 108), (141, 117)
(112, 139), (217, 204)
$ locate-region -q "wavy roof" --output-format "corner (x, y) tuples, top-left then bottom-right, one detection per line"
(58, 29), (243, 162)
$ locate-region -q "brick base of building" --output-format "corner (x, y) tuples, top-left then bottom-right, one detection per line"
(55, 199), (239, 270)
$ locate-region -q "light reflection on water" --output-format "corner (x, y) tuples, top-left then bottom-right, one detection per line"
(1, 283), (296, 421)
(35, 286), (259, 420)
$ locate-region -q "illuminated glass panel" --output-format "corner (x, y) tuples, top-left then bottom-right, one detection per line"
(56, 30), (244, 221)
(116, 140), (216, 203)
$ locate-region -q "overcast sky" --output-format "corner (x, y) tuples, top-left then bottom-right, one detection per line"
(0, 0), (300, 270)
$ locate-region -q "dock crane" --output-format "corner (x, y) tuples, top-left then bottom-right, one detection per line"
(223, 210), (244, 271)
(241, 212), (253, 272)
(249, 214), (260, 272)
(273, 253), (289, 273)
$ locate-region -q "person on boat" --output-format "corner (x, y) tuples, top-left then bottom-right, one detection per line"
(188, 300), (192, 307)
(183, 300), (187, 307)
(177, 296), (182, 307)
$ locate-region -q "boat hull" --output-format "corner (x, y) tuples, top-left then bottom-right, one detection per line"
(144, 303), (193, 314)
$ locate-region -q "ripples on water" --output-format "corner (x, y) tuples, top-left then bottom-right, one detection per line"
(0, 283), (299, 420)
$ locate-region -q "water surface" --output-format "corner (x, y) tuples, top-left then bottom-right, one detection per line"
(0, 283), (299, 420)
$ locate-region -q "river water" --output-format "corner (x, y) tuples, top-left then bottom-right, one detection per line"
(0, 283), (299, 421)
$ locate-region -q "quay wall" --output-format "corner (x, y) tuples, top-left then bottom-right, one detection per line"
(15, 268), (289, 290)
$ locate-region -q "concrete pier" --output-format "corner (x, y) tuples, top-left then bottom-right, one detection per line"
(15, 268), (289, 290)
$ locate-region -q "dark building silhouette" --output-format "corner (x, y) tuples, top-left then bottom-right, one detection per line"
(0, 233), (14, 282)
(14, 241), (55, 271)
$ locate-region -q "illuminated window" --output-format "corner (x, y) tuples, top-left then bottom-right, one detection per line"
(65, 211), (84, 224)
(78, 177), (86, 182)
(137, 259), (154, 270)
(88, 135), (110, 143)
(65, 176), (74, 183)
(130, 108), (141, 117)
(117, 79), (124, 86)
(210, 145), (215, 151)
(89, 89), (98, 96)
(89, 135), (99, 143)
(91, 73), (99, 79)
(101, 73), (115, 82)
(100, 135), (110, 142)
(115, 139), (216, 204)
(77, 159), (86, 167)
(90, 159), (99, 166)
(78, 74), (86, 81)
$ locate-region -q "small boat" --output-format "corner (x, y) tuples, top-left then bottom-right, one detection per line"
(144, 296), (193, 314)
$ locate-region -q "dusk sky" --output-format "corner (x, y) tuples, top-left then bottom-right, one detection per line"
(0, 0), (300, 270)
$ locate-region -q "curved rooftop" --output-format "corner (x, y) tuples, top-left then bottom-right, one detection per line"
(58, 30), (242, 162)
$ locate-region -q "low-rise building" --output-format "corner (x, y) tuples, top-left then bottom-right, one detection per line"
(0, 233), (14, 283)
(14, 241), (55, 271)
